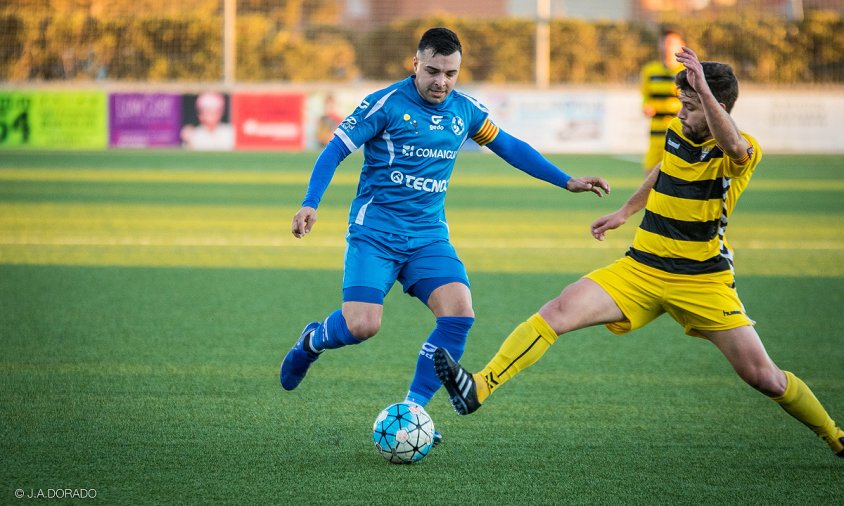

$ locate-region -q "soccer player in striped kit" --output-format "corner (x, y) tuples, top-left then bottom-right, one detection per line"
(280, 27), (610, 446)
(641, 28), (685, 173)
(435, 46), (844, 458)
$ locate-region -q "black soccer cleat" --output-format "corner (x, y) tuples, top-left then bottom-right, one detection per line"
(433, 348), (482, 415)
(823, 428), (844, 458)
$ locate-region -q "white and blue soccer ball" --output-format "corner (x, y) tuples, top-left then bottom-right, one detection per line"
(372, 402), (435, 464)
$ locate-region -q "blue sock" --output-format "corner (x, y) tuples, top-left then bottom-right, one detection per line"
(309, 309), (361, 352)
(406, 316), (474, 407)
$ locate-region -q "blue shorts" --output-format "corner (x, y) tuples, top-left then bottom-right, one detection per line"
(342, 224), (469, 304)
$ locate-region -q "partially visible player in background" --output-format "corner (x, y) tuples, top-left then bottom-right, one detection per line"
(280, 27), (610, 446)
(435, 46), (844, 459)
(640, 28), (685, 174)
(315, 93), (343, 148)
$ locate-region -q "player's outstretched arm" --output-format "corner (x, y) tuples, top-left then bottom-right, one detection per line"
(291, 206), (317, 238)
(591, 210), (626, 241)
(591, 164), (660, 240)
(485, 128), (611, 197)
(293, 138), (352, 239)
(566, 176), (610, 198)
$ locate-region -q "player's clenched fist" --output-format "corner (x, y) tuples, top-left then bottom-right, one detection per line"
(292, 206), (317, 238)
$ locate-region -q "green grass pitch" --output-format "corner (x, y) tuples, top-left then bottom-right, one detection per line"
(1, 150), (842, 504)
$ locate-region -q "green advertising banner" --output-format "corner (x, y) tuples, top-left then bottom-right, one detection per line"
(0, 91), (107, 149)
(0, 92), (32, 147)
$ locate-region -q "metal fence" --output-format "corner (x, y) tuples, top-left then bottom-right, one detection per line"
(2, 0), (843, 85)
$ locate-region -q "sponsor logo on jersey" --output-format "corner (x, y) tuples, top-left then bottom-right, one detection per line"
(340, 116), (357, 131)
(430, 115), (445, 131)
(401, 144), (457, 160)
(667, 138), (681, 150)
(390, 170), (448, 193)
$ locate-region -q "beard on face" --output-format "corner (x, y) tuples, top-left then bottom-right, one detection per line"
(682, 123), (708, 144)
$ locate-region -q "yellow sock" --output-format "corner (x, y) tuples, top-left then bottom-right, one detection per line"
(475, 313), (558, 404)
(771, 371), (844, 453)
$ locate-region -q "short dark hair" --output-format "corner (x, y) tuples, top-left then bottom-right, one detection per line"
(418, 27), (462, 57)
(675, 61), (740, 112)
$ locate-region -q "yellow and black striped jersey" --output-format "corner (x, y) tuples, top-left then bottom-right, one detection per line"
(641, 60), (683, 137)
(628, 118), (762, 274)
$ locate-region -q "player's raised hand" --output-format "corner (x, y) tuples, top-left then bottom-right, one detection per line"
(590, 210), (627, 241)
(292, 206), (317, 238)
(566, 176), (610, 198)
(675, 47), (706, 93)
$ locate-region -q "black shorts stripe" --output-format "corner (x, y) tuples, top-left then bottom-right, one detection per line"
(654, 171), (725, 201)
(626, 247), (730, 275)
(665, 129), (724, 163)
(640, 210), (720, 242)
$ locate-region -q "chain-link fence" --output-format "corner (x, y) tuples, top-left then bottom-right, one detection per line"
(1, 0), (843, 84)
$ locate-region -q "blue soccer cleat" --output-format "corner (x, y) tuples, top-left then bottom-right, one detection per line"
(280, 322), (321, 391)
(432, 431), (443, 447)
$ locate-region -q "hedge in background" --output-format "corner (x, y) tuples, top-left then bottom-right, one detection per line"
(1, 6), (842, 84)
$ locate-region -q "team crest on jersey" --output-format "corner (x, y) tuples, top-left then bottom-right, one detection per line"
(451, 116), (465, 136)
(403, 113), (418, 133)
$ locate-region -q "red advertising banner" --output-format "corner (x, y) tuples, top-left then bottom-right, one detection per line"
(233, 93), (305, 150)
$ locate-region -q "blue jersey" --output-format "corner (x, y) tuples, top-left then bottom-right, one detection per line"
(334, 76), (490, 238)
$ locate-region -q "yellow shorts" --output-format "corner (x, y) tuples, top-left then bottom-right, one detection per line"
(584, 256), (755, 338)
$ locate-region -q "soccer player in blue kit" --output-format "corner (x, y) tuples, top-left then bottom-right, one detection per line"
(280, 28), (610, 442)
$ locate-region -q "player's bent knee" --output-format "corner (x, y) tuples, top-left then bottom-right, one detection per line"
(540, 295), (566, 318)
(445, 305), (474, 318)
(737, 365), (786, 397)
(758, 369), (787, 397)
(345, 317), (380, 340)
(538, 295), (574, 334)
(426, 282), (474, 317)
